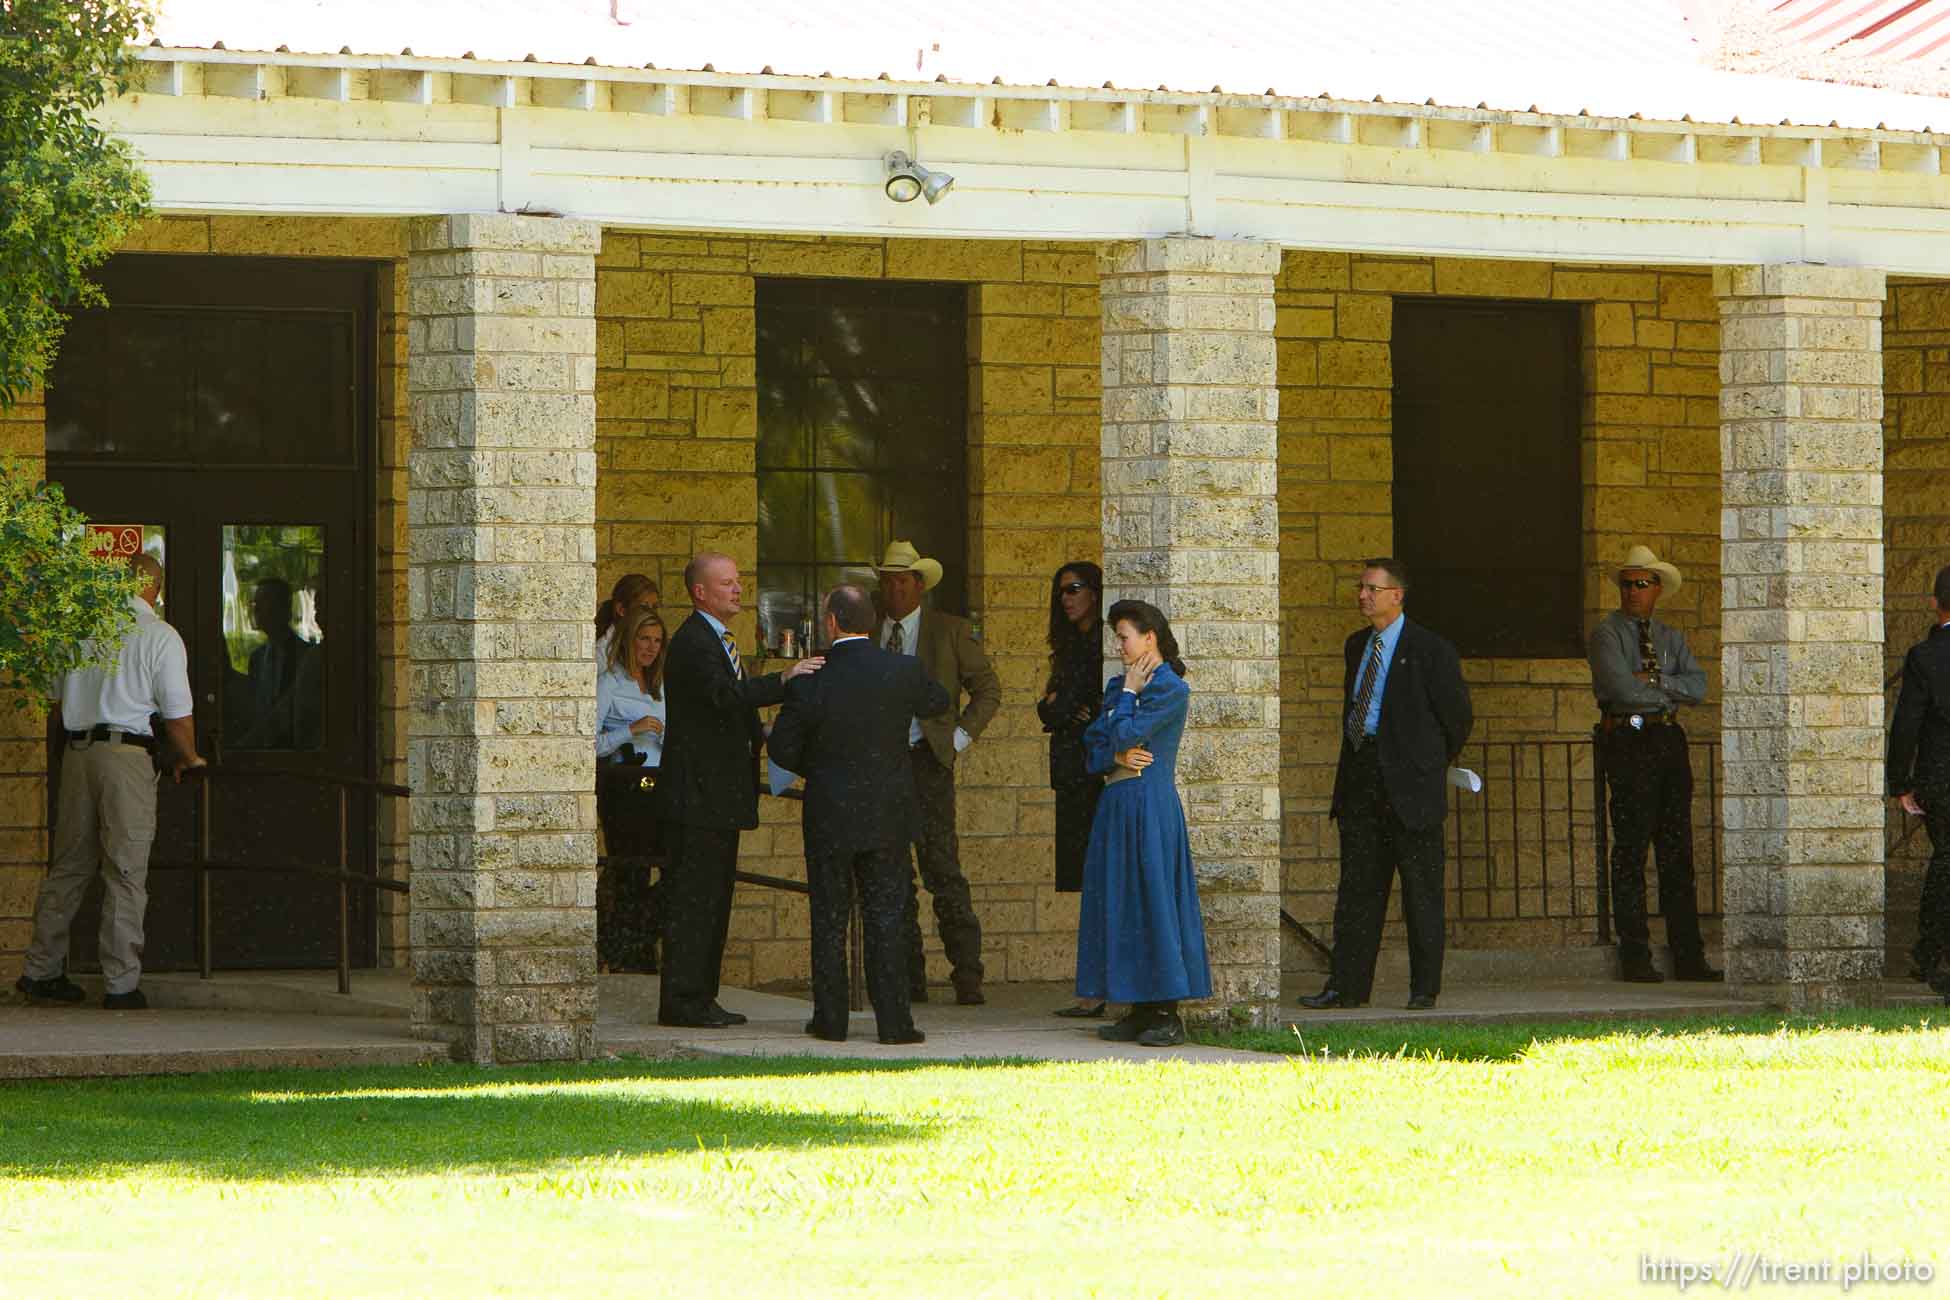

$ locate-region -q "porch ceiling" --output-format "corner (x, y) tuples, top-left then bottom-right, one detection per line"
(142, 0), (1950, 132)
(108, 3), (1950, 270)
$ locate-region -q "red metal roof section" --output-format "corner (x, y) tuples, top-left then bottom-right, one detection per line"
(1773, 0), (1950, 60)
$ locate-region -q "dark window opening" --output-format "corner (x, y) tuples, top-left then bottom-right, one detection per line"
(755, 278), (968, 640)
(1392, 298), (1582, 659)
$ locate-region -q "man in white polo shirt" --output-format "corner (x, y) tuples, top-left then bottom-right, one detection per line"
(15, 554), (203, 1010)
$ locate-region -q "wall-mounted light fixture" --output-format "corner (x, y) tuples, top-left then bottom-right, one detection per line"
(884, 151), (954, 204)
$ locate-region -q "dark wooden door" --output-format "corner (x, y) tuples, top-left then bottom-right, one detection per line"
(45, 256), (376, 971)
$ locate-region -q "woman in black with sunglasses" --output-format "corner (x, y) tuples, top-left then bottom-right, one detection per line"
(1037, 561), (1109, 1018)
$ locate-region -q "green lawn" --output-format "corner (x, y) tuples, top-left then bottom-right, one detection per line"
(3, 1011), (1948, 1297)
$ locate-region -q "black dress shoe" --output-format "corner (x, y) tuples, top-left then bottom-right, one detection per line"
(953, 983), (985, 1006)
(706, 1001), (748, 1025)
(102, 988), (148, 1011)
(658, 1008), (736, 1028)
(1405, 993), (1437, 1011)
(878, 1028), (926, 1045)
(1052, 1001), (1108, 1018)
(14, 974), (86, 1005)
(1297, 989), (1365, 1010)
(1619, 962), (1665, 984)
(1673, 964), (1724, 983)
(803, 1020), (846, 1042)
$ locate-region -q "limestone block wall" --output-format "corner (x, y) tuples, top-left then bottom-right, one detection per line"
(593, 233), (1101, 988)
(1881, 278), (1950, 970)
(1275, 254), (1724, 963)
(0, 393), (49, 993)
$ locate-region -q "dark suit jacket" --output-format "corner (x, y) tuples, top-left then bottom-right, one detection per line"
(655, 611), (786, 831)
(1889, 622), (1950, 801)
(1330, 617), (1473, 832)
(768, 637), (950, 860)
(1036, 629), (1103, 788)
(893, 609), (1002, 769)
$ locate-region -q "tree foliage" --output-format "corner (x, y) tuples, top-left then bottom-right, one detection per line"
(1, 0), (155, 408)
(0, 458), (143, 709)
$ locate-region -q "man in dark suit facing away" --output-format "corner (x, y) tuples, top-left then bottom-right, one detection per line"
(655, 550), (822, 1028)
(769, 585), (951, 1044)
(1888, 562), (1950, 1002)
(1300, 556), (1473, 1012)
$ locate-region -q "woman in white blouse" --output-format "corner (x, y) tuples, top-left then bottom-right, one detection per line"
(596, 608), (668, 972)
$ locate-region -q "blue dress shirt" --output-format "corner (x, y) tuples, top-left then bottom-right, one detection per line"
(1357, 614), (1407, 737)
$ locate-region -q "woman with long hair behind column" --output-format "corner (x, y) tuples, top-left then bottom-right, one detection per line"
(596, 608), (669, 972)
(1038, 561), (1108, 1017)
(1075, 599), (1210, 1046)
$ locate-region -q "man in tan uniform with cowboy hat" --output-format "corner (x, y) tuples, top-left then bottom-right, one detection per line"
(1588, 544), (1722, 984)
(875, 540), (1002, 1005)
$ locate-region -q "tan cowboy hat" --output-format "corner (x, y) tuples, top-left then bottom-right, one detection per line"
(1617, 544), (1682, 596)
(874, 540), (943, 590)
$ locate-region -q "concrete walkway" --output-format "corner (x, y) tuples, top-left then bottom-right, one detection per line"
(0, 966), (1817, 1080)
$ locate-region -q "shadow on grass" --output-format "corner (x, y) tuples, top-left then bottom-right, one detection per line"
(1197, 1006), (1950, 1063)
(0, 1055), (1039, 1181)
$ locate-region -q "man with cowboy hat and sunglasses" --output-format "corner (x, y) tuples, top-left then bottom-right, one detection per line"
(875, 540), (1002, 1005)
(1588, 544), (1722, 984)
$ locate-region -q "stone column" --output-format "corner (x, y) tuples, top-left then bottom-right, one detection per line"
(1717, 263), (1887, 1010)
(1099, 237), (1282, 1022)
(407, 214), (602, 1063)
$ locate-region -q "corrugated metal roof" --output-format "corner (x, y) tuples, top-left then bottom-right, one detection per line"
(1773, 0), (1950, 61)
(143, 0), (1950, 132)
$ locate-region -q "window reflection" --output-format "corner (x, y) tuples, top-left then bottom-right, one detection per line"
(754, 278), (968, 642)
(222, 525), (325, 750)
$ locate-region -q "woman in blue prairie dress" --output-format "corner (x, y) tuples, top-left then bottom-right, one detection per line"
(1074, 599), (1211, 1047)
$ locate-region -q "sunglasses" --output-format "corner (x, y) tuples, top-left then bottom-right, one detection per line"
(1618, 577), (1661, 591)
(1058, 581), (1094, 596)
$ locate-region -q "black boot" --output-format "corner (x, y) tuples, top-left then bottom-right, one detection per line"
(1136, 1003), (1185, 1047)
(1097, 1003), (1159, 1042)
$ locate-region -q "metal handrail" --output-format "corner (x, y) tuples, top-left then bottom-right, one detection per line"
(149, 764), (409, 995)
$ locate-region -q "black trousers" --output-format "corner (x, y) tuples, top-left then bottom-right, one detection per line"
(596, 775), (662, 972)
(658, 821), (739, 1019)
(1330, 744), (1446, 1002)
(1052, 779), (1102, 894)
(904, 744), (986, 990)
(1916, 801), (1950, 981)
(1602, 722), (1706, 967)
(809, 844), (915, 1041)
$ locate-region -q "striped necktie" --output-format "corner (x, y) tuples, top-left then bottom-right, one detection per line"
(1345, 632), (1384, 746)
(722, 630), (743, 680)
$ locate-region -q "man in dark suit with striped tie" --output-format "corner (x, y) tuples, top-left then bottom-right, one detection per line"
(654, 551), (822, 1028)
(1300, 557), (1472, 1011)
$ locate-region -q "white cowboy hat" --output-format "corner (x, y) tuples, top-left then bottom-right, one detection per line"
(1617, 544), (1682, 596)
(874, 540), (943, 591)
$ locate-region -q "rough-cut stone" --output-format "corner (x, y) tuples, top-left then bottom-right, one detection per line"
(1100, 237), (1282, 1024)
(1716, 263), (1886, 1011)
(409, 214), (600, 1063)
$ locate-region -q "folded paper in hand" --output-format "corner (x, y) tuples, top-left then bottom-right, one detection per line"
(1447, 766), (1483, 794)
(767, 757), (802, 797)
